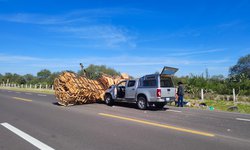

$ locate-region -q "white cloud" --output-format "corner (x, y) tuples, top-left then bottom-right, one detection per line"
(168, 48), (225, 56)
(0, 11), (95, 25)
(0, 8), (145, 25)
(217, 21), (240, 29)
(0, 54), (229, 66)
(0, 10), (137, 48)
(55, 25), (136, 48)
(0, 54), (42, 62)
(0, 13), (69, 25)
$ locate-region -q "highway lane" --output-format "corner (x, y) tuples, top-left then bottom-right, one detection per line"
(0, 89), (250, 150)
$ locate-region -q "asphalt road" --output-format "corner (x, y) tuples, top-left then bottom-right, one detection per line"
(0, 89), (250, 150)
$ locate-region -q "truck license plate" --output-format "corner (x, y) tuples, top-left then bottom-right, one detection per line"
(166, 98), (170, 101)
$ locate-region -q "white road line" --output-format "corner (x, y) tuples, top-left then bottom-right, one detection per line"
(166, 110), (182, 113)
(1, 122), (54, 150)
(25, 93), (32, 95)
(236, 118), (250, 122)
(37, 94), (47, 97)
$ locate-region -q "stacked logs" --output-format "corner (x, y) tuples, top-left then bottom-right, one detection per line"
(54, 71), (129, 106)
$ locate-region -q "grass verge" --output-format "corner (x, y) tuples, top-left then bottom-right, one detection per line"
(187, 99), (250, 114)
(0, 87), (54, 95)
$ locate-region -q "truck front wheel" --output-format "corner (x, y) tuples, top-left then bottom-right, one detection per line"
(137, 96), (147, 110)
(105, 94), (114, 106)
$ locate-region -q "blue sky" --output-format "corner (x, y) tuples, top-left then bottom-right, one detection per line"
(0, 0), (250, 77)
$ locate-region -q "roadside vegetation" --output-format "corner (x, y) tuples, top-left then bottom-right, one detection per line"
(174, 54), (250, 99)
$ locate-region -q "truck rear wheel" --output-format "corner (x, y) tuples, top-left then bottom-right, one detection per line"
(105, 94), (114, 106)
(137, 96), (147, 110)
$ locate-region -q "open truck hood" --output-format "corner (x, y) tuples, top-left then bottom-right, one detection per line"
(160, 66), (178, 76)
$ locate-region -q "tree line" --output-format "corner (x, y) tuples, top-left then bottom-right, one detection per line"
(0, 64), (120, 86)
(1, 54), (249, 96)
(0, 69), (61, 86)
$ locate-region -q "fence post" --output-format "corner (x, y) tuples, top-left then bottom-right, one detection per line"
(46, 84), (48, 89)
(201, 89), (204, 101)
(35, 84), (37, 89)
(40, 84), (42, 90)
(233, 88), (236, 105)
(52, 85), (54, 90)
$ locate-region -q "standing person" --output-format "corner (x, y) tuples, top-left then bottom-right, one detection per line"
(177, 82), (184, 107)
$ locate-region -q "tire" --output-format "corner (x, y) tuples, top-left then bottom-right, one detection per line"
(155, 103), (166, 109)
(137, 96), (147, 110)
(105, 94), (114, 106)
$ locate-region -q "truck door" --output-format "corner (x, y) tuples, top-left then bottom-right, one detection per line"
(125, 80), (136, 99)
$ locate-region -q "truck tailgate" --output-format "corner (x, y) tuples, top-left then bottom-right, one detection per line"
(161, 87), (176, 98)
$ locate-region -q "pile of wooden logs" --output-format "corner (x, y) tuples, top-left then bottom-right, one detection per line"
(54, 71), (129, 106)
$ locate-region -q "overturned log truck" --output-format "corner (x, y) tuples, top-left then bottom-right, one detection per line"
(54, 69), (129, 106)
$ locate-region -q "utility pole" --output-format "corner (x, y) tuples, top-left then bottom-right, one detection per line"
(80, 63), (86, 76)
(80, 63), (84, 70)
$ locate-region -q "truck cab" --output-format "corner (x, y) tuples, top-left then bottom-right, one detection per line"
(104, 66), (178, 110)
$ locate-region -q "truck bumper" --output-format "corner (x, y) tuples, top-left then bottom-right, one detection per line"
(149, 97), (175, 103)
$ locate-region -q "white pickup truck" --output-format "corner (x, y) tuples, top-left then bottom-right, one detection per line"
(104, 66), (178, 109)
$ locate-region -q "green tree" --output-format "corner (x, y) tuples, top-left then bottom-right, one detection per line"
(3, 73), (13, 83)
(47, 72), (61, 85)
(229, 54), (250, 78)
(12, 73), (21, 84)
(78, 64), (120, 79)
(0, 73), (3, 83)
(228, 54), (250, 96)
(17, 76), (26, 85)
(23, 74), (35, 84)
(37, 69), (51, 83)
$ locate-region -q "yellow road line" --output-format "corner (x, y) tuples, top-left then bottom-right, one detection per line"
(12, 97), (32, 102)
(99, 113), (215, 137)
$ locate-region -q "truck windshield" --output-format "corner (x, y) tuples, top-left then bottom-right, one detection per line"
(160, 76), (174, 87)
